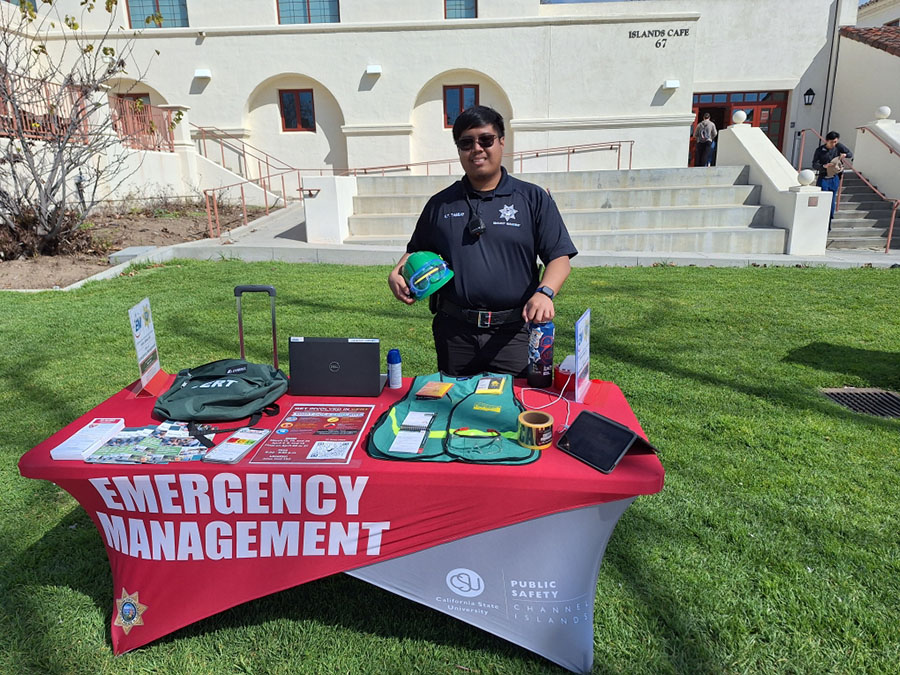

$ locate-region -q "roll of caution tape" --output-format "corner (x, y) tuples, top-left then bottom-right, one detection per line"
(517, 410), (554, 450)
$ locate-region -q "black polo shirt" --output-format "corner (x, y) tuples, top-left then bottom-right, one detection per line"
(406, 167), (577, 311)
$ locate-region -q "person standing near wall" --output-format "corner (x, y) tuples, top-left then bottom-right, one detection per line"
(693, 112), (717, 167)
(387, 105), (577, 377)
(812, 130), (853, 224)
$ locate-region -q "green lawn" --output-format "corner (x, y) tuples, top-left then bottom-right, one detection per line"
(1, 260), (898, 674)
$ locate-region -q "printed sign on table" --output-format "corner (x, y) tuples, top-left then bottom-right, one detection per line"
(575, 309), (591, 403)
(129, 298), (160, 391)
(250, 404), (374, 464)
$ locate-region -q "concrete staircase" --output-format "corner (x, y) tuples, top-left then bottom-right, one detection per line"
(828, 171), (900, 251)
(344, 166), (787, 254)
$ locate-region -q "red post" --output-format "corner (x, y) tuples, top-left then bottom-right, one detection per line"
(886, 202), (898, 255)
(240, 184), (247, 226)
(205, 191), (214, 238)
(212, 191), (221, 238)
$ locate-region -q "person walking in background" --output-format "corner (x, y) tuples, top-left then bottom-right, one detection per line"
(812, 130), (853, 224)
(693, 112), (717, 167)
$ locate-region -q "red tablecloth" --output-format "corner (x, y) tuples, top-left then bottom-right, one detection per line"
(18, 376), (663, 653)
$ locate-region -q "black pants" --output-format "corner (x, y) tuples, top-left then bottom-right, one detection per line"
(432, 312), (530, 377)
(695, 140), (712, 167)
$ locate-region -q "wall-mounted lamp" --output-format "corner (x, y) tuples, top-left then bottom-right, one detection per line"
(803, 88), (815, 105)
(663, 79), (680, 90)
(365, 64), (383, 76)
(193, 68), (212, 80)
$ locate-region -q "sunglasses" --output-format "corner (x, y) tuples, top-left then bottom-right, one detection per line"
(456, 134), (498, 152)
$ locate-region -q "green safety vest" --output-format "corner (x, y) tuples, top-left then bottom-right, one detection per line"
(367, 372), (538, 465)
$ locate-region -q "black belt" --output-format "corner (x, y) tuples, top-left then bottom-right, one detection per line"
(436, 297), (524, 328)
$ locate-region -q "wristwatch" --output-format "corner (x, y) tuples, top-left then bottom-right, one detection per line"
(535, 286), (555, 300)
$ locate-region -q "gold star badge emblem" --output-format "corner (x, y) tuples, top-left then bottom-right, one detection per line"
(114, 589), (148, 635)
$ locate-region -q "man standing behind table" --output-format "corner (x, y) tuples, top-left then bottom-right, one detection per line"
(387, 105), (577, 377)
(812, 130), (853, 223)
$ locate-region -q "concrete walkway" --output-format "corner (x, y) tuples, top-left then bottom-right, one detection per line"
(66, 202), (900, 290)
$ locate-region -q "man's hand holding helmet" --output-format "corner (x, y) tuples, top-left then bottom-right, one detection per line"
(389, 251), (454, 304)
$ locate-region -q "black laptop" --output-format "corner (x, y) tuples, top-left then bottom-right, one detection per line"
(288, 337), (387, 397)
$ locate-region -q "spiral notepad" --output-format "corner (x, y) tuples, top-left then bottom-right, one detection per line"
(387, 412), (436, 454)
(399, 411), (436, 431)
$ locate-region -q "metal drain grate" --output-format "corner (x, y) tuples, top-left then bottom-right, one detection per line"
(821, 388), (900, 418)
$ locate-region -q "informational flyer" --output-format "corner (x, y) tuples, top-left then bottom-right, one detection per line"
(574, 308), (591, 403)
(129, 298), (160, 390)
(249, 404), (374, 464)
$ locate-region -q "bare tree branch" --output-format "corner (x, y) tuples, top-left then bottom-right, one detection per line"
(1, 0), (162, 258)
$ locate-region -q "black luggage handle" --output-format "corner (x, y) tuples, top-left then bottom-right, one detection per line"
(235, 285), (278, 370)
(234, 285), (276, 297)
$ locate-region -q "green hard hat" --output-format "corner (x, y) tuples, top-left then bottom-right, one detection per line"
(402, 251), (454, 300)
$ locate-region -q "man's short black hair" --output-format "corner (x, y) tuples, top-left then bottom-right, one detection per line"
(452, 105), (505, 142)
(825, 131), (840, 141)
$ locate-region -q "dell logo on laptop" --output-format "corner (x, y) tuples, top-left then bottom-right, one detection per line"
(329, 361), (341, 373)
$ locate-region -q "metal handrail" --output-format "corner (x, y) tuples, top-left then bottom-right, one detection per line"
(290, 140), (635, 177)
(796, 127), (827, 171)
(192, 123), (296, 188)
(855, 126), (900, 254)
(857, 125), (899, 156)
(200, 139), (635, 238)
(800, 126), (900, 254)
(202, 168), (318, 237)
(0, 71), (90, 143)
(110, 98), (175, 152)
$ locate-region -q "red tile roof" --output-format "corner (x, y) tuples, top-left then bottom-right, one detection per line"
(840, 26), (900, 57)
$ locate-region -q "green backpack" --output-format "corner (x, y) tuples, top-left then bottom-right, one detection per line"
(367, 372), (539, 465)
(153, 358), (288, 425)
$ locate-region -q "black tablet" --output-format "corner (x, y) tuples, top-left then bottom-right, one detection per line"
(556, 410), (657, 474)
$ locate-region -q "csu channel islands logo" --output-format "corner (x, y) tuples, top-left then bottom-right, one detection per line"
(446, 568), (484, 598)
(114, 588), (148, 635)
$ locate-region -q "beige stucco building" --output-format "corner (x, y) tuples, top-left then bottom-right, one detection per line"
(19, 0), (866, 174)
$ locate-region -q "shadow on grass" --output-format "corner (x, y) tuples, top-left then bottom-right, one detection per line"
(602, 510), (724, 673)
(589, 329), (900, 434)
(784, 342), (900, 392)
(2, 513), (556, 671)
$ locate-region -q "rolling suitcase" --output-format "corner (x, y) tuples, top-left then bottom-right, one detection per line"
(152, 285), (289, 439)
